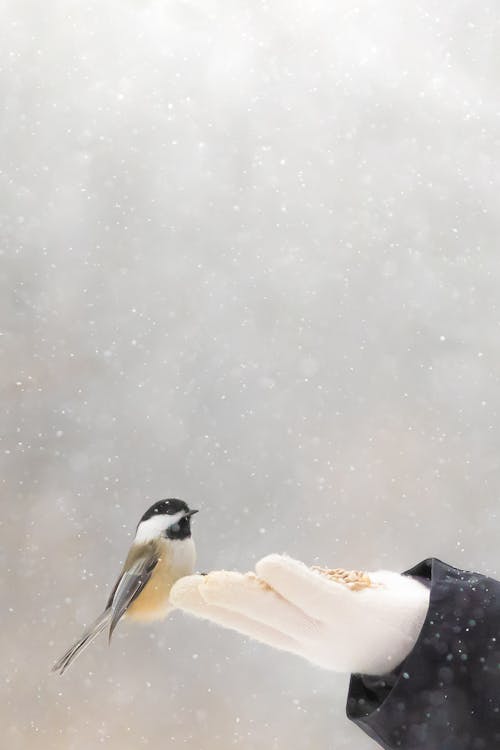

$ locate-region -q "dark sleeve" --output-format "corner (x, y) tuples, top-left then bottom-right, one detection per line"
(346, 558), (500, 750)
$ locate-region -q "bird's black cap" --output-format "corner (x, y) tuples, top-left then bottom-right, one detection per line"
(139, 498), (195, 524)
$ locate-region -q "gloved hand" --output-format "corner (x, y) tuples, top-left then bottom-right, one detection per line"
(170, 554), (430, 675)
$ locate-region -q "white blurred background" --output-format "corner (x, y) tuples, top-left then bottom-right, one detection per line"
(2, 1), (500, 748)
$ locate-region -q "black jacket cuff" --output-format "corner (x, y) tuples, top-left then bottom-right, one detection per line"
(346, 558), (500, 749)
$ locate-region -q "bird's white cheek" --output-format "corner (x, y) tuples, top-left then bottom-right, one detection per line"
(135, 512), (185, 542)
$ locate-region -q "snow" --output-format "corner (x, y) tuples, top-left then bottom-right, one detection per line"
(2, 1), (500, 748)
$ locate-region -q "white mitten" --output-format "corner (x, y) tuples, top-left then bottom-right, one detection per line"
(170, 554), (430, 675)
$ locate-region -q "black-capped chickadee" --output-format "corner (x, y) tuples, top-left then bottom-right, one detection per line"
(52, 498), (198, 675)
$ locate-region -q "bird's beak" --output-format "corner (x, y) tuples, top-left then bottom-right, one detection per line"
(185, 509), (199, 518)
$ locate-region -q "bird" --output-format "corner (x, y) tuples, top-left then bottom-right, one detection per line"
(52, 498), (198, 675)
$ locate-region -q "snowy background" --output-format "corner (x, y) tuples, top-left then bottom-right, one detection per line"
(2, 1), (500, 748)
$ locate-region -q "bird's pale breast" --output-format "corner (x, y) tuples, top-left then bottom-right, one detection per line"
(126, 538), (196, 622)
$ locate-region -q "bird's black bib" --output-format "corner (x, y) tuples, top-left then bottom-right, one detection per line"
(346, 558), (500, 749)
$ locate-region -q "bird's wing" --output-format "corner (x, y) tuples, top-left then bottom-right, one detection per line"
(107, 550), (159, 641)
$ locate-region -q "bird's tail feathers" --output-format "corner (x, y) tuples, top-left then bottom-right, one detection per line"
(51, 608), (112, 675)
